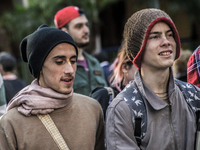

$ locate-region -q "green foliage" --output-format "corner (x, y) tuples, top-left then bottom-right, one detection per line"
(0, 0), (118, 83)
(168, 0), (200, 21)
(0, 0), (118, 49)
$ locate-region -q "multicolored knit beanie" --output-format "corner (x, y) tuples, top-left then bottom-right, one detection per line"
(123, 8), (181, 69)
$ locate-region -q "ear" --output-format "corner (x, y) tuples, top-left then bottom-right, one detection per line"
(0, 64), (3, 70)
(121, 63), (128, 74)
(0, 64), (4, 74)
(61, 27), (69, 33)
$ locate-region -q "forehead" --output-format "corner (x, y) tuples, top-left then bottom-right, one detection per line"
(48, 43), (76, 58)
(68, 15), (88, 26)
(151, 22), (171, 32)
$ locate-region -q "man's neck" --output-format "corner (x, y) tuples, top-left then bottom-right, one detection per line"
(77, 48), (85, 61)
(141, 67), (170, 94)
(2, 72), (17, 80)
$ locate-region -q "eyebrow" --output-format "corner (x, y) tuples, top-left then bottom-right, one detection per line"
(53, 55), (77, 60)
(149, 29), (173, 35)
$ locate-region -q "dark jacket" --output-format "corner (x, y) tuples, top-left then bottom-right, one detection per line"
(4, 79), (27, 104)
(73, 51), (107, 96)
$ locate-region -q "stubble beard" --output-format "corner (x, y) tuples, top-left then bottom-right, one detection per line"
(76, 41), (90, 48)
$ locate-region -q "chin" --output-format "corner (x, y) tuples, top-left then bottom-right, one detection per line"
(76, 42), (89, 48)
(64, 89), (73, 94)
(57, 88), (72, 94)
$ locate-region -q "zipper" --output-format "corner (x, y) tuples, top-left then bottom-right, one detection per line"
(169, 103), (178, 150)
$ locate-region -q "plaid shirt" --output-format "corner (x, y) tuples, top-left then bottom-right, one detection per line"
(187, 46), (200, 87)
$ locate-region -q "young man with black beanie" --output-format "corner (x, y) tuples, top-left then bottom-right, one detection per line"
(0, 25), (105, 150)
(106, 8), (200, 149)
(54, 6), (107, 96)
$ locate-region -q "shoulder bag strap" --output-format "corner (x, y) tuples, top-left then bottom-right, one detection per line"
(37, 114), (70, 150)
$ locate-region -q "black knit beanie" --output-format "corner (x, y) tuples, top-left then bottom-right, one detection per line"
(123, 8), (181, 69)
(20, 24), (78, 78)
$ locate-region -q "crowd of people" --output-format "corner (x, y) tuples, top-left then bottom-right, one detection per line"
(0, 5), (199, 150)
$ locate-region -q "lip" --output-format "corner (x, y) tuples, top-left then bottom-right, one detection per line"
(61, 77), (73, 85)
(158, 50), (173, 57)
(82, 34), (89, 39)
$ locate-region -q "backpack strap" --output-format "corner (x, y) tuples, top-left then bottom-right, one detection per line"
(175, 79), (200, 113)
(120, 81), (147, 146)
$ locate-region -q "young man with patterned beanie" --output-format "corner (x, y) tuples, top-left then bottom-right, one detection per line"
(106, 8), (200, 150)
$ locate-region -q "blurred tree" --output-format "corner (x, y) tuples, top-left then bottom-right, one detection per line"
(167, 0), (200, 50)
(0, 0), (119, 55)
(0, 0), (118, 83)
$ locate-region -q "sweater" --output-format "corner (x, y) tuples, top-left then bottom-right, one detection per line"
(0, 93), (105, 150)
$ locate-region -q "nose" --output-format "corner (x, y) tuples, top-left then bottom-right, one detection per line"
(64, 60), (74, 74)
(161, 35), (170, 46)
(83, 25), (89, 33)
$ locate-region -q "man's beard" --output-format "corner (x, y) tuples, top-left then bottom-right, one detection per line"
(76, 41), (90, 48)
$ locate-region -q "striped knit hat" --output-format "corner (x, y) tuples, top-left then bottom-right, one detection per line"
(123, 8), (181, 69)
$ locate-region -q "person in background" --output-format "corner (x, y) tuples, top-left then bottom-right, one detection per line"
(173, 49), (192, 82)
(91, 45), (137, 117)
(106, 8), (200, 149)
(0, 25), (105, 150)
(94, 51), (112, 86)
(0, 52), (27, 104)
(187, 45), (200, 87)
(54, 6), (107, 96)
(0, 73), (6, 117)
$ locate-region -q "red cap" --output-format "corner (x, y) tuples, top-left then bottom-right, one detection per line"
(54, 6), (81, 29)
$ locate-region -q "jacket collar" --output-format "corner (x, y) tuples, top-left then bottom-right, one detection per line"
(134, 68), (175, 110)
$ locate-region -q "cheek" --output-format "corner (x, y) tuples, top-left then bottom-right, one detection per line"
(43, 67), (61, 79)
(70, 30), (80, 38)
(74, 65), (77, 72)
(170, 40), (177, 59)
(172, 41), (177, 51)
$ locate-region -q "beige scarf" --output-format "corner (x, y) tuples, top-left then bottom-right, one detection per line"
(7, 79), (73, 116)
